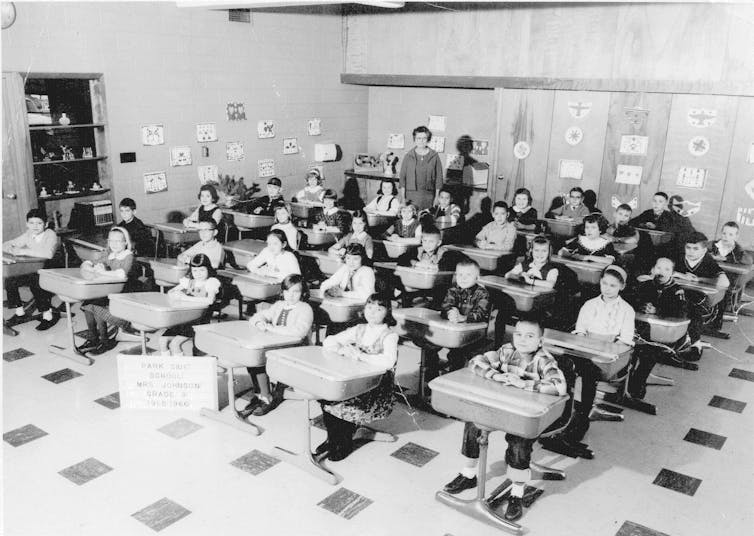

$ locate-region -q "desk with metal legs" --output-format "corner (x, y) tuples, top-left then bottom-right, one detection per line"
(3, 254), (49, 336)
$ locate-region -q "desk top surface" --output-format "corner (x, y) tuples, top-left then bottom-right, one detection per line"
(268, 345), (387, 380)
(442, 244), (515, 259)
(3, 253), (48, 264)
(222, 239), (267, 253)
(109, 291), (207, 311)
(542, 328), (632, 363)
(40, 267), (127, 285)
(718, 261), (752, 276)
(151, 222), (198, 234)
(479, 275), (556, 296)
(194, 321), (302, 349)
(393, 307), (488, 331)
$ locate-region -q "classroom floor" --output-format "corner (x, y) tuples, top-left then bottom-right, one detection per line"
(2, 301), (753, 536)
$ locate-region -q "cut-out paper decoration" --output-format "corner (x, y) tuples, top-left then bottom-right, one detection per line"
(745, 178), (754, 201)
(611, 195), (638, 210)
(736, 207), (754, 227)
(257, 159), (275, 178)
(619, 135), (648, 155)
(687, 108), (717, 128)
(558, 159), (584, 180)
(283, 138), (299, 155)
(615, 164), (643, 185)
(226, 141), (245, 161)
(141, 124), (164, 146)
(747, 142), (754, 164)
(445, 153), (464, 171)
(428, 136), (445, 153)
(673, 198), (702, 217)
(471, 139), (489, 156)
(470, 162), (489, 187)
(198, 165), (218, 185)
(354, 153), (380, 173)
(688, 136), (710, 157)
(513, 141), (531, 159)
(257, 120), (275, 139)
(196, 123), (217, 142)
(565, 126), (583, 146)
(387, 133), (405, 150)
(624, 107), (649, 128)
(568, 101), (592, 119)
(427, 115), (446, 132)
(308, 118), (321, 136)
(226, 102), (246, 121)
(144, 171), (167, 194)
(677, 167), (708, 189)
(169, 146), (192, 167)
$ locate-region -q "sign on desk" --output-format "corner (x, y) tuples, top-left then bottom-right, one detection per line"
(117, 355), (218, 411)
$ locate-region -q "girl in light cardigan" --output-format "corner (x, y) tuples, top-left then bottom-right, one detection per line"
(247, 229), (301, 281)
(320, 243), (375, 302)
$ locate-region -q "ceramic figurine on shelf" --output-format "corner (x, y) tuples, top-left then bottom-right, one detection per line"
(66, 180), (75, 192)
(39, 186), (49, 197)
(82, 147), (93, 158)
(91, 182), (102, 191)
(58, 113), (71, 126)
(61, 145), (74, 161)
(379, 151), (399, 177)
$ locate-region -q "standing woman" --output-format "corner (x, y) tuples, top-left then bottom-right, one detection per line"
(399, 126), (444, 211)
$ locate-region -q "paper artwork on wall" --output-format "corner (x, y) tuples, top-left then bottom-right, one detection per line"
(747, 142), (754, 164)
(141, 124), (164, 146)
(258, 120), (275, 139)
(283, 138), (299, 155)
(428, 136), (445, 153)
(736, 207), (754, 227)
(226, 102), (246, 121)
(226, 141), (245, 161)
(565, 126), (583, 146)
(558, 159), (584, 180)
(445, 153), (464, 171)
(615, 164), (643, 185)
(624, 107), (649, 129)
(568, 101), (592, 119)
(144, 171), (167, 194)
(196, 123), (217, 142)
(169, 146), (192, 167)
(471, 139), (489, 156)
(687, 136), (710, 157)
(687, 108), (717, 128)
(387, 133), (405, 149)
(513, 141), (530, 160)
(744, 178), (754, 201)
(673, 198), (702, 217)
(611, 195), (639, 210)
(308, 118), (322, 136)
(258, 159), (275, 178)
(676, 167), (708, 189)
(427, 115), (446, 132)
(619, 135), (648, 156)
(198, 165), (219, 185)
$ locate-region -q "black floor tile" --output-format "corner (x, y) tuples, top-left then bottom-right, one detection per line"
(317, 487), (373, 520)
(94, 392), (121, 410)
(616, 520), (671, 536)
(745, 345), (754, 355)
(3, 424), (48, 447)
(708, 395), (746, 413)
(231, 449), (280, 475)
(42, 368), (83, 384)
(3, 348), (34, 362)
(729, 368), (754, 382)
(158, 418), (202, 439)
(132, 498), (190, 532)
(59, 457), (113, 485)
(652, 468), (701, 496)
(390, 442), (439, 467)
(683, 428), (726, 450)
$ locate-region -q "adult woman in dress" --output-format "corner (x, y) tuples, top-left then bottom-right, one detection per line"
(399, 126), (444, 211)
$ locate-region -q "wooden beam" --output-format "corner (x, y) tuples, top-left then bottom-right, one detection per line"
(340, 73), (754, 97)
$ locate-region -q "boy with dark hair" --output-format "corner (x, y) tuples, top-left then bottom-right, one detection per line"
(605, 204), (639, 246)
(629, 192), (674, 231)
(550, 187), (589, 222)
(118, 198), (155, 257)
(248, 177), (286, 215)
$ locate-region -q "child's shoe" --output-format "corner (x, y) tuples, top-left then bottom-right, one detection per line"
(443, 474), (477, 494)
(504, 496), (523, 521)
(78, 338), (100, 353)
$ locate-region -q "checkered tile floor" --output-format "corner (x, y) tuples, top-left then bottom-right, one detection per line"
(3, 301), (753, 535)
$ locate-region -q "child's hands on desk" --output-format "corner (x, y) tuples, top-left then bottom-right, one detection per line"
(636, 274), (653, 282)
(447, 308), (465, 323)
(674, 272), (698, 282)
(388, 234), (400, 242)
(643, 303), (657, 314)
(253, 207), (263, 215)
(642, 222), (657, 230)
(337, 345), (360, 359)
(324, 286), (343, 298)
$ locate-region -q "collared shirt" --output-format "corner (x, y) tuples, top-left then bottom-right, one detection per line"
(552, 203), (590, 222)
(675, 253), (724, 279)
(3, 229), (58, 259)
(441, 284), (491, 323)
(469, 344), (567, 396)
(709, 241), (753, 265)
(476, 221), (516, 250)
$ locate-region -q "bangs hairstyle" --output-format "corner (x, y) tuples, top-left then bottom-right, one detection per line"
(280, 274), (309, 302)
(363, 293), (397, 326)
(305, 169), (322, 184)
(514, 187), (533, 206)
(723, 221), (739, 231)
(323, 188), (338, 200)
(119, 197), (136, 210)
(197, 219), (217, 230)
(616, 203), (633, 213)
(350, 209), (370, 230)
(569, 187), (584, 196)
(529, 235), (551, 255)
(515, 311), (544, 334)
(108, 226), (133, 252)
(267, 228), (293, 251)
(189, 253), (217, 279)
(493, 200), (509, 212)
(344, 242), (369, 265)
(601, 265), (627, 285)
(412, 125), (432, 141)
(26, 208), (45, 221)
(274, 204), (291, 221)
(654, 191), (669, 201)
(198, 184), (220, 203)
(379, 179), (397, 195)
(401, 202), (418, 217)
(421, 224), (442, 238)
(685, 231), (708, 246)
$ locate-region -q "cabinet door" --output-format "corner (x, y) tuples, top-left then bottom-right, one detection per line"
(2, 72), (37, 242)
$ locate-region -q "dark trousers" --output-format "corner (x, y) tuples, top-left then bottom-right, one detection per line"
(4, 274), (53, 312)
(320, 405), (357, 451)
(552, 354), (599, 443)
(685, 288), (718, 343)
(418, 337), (490, 382)
(461, 422), (534, 471)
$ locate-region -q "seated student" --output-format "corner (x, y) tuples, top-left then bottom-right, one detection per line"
(442, 316), (567, 522)
(328, 210), (374, 260)
(383, 203), (422, 244)
(673, 231), (730, 345)
(668, 194), (697, 255)
(246, 229), (301, 281)
(338, 178), (366, 212)
(248, 177), (286, 215)
(629, 191), (674, 231)
(320, 243), (375, 302)
(117, 197), (154, 258)
(184, 184), (224, 232)
(509, 188), (538, 231)
(308, 189), (351, 235)
(549, 187), (589, 222)
(629, 257), (690, 395)
(319, 294), (398, 461)
(247, 274), (314, 415)
(604, 204), (639, 246)
(79, 227), (141, 355)
(540, 265), (634, 459)
(270, 205), (299, 250)
(710, 221), (753, 266)
(159, 254), (220, 356)
(177, 220), (224, 269)
(3, 209), (61, 330)
(397, 225), (453, 271)
(558, 214), (617, 264)
(294, 169), (325, 204)
(506, 236), (560, 290)
(421, 188), (463, 224)
(475, 201), (516, 251)
(364, 179), (401, 217)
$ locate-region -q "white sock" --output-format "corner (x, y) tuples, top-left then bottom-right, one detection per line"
(511, 482), (526, 498)
(14, 307), (25, 316)
(507, 467), (531, 498)
(42, 310), (53, 321)
(460, 465), (477, 479)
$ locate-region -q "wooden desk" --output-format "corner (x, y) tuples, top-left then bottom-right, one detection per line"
(543, 217), (580, 238)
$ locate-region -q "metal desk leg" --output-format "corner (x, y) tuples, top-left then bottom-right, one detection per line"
(200, 365), (261, 435)
(647, 373), (674, 387)
(49, 300), (92, 366)
(601, 362), (657, 416)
